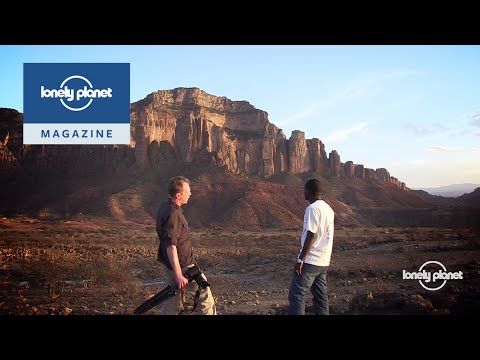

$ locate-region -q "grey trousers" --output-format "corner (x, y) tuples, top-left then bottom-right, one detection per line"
(155, 263), (217, 315)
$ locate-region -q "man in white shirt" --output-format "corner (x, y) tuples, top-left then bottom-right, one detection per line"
(288, 178), (335, 315)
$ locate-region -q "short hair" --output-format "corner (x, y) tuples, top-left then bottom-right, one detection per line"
(168, 176), (190, 197)
(305, 178), (322, 197)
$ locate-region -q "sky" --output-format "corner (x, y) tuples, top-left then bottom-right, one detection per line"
(0, 45), (479, 188)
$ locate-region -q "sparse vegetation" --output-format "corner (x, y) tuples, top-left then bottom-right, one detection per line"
(1, 217), (479, 315)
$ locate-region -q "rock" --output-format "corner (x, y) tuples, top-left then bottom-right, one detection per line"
(0, 143), (19, 173)
(402, 294), (433, 314)
(328, 150), (343, 177)
(288, 131), (311, 174)
(344, 161), (355, 178)
(307, 138), (327, 174)
(63, 307), (73, 315)
(17, 281), (30, 288)
(354, 164), (365, 179)
(375, 168), (391, 182)
(131, 88), (287, 177)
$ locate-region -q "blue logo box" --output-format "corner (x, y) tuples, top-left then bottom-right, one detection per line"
(23, 63), (130, 144)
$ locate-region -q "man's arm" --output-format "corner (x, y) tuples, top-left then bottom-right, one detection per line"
(299, 230), (316, 261)
(166, 245), (189, 289)
(295, 231), (315, 275)
(158, 211), (188, 288)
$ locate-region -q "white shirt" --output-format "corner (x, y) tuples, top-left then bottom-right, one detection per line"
(299, 199), (335, 266)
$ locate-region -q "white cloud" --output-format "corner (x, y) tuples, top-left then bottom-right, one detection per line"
(390, 159), (426, 167)
(469, 110), (480, 127)
(433, 123), (449, 132)
(323, 122), (369, 143)
(403, 110), (480, 139)
(280, 69), (418, 125)
(472, 147), (480, 152)
(426, 146), (461, 153)
(402, 122), (460, 138)
(281, 105), (318, 124)
(403, 123), (432, 136)
(280, 85), (367, 125)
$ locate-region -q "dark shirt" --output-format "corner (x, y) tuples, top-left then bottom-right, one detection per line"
(156, 199), (195, 270)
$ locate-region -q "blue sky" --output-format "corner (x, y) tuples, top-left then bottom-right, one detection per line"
(1, 45), (479, 188)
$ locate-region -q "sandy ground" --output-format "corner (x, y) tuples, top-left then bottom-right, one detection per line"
(1, 215), (479, 315)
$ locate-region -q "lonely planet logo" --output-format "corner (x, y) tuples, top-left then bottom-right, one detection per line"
(24, 63), (130, 145)
(402, 260), (463, 291)
(41, 75), (113, 112)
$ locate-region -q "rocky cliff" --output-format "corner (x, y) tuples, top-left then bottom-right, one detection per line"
(130, 88), (287, 178)
(129, 88), (406, 188)
(1, 88), (428, 227)
(0, 88), (406, 188)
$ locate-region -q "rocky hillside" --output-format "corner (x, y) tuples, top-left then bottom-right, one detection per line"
(456, 187), (480, 208)
(1, 88), (473, 228)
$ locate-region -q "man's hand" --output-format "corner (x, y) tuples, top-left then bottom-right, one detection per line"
(175, 273), (189, 289)
(294, 261), (303, 276)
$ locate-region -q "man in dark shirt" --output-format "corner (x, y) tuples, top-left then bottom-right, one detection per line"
(155, 176), (216, 315)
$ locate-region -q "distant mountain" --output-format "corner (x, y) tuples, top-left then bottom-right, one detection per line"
(413, 183), (480, 198)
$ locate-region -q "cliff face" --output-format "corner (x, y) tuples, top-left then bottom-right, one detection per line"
(0, 87), (405, 189)
(0, 143), (18, 174)
(130, 88), (288, 178)
(0, 108), (23, 160)
(129, 88), (405, 188)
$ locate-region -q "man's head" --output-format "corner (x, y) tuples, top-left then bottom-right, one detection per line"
(304, 178), (322, 200)
(168, 176), (191, 206)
